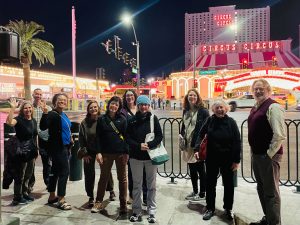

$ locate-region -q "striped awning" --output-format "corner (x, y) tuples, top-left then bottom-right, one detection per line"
(185, 50), (300, 71)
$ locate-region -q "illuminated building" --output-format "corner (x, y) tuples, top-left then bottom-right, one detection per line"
(185, 5), (270, 67)
(0, 66), (109, 99)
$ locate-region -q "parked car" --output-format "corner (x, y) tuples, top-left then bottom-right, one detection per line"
(226, 94), (256, 112)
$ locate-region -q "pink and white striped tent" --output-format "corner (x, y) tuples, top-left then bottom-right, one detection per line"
(186, 39), (300, 71)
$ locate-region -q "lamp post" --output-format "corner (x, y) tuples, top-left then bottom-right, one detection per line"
(122, 14), (140, 95)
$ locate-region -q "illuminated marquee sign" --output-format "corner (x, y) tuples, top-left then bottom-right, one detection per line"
(214, 14), (232, 26)
(201, 41), (281, 54)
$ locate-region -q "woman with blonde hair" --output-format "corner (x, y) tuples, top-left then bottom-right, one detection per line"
(6, 99), (38, 205)
(180, 89), (209, 201)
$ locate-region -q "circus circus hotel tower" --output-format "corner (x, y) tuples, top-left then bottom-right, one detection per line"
(169, 5), (300, 102)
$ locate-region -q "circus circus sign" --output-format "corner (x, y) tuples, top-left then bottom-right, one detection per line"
(201, 41), (281, 54)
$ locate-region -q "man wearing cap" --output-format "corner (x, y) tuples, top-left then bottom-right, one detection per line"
(126, 95), (163, 223)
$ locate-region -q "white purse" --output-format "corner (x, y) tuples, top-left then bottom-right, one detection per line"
(145, 114), (169, 165)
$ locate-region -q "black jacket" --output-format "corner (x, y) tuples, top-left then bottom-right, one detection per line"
(40, 110), (71, 152)
(195, 114), (241, 163)
(126, 111), (163, 160)
(181, 107), (210, 149)
(96, 114), (128, 154)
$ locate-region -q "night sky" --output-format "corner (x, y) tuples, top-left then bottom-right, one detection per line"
(1, 0), (299, 82)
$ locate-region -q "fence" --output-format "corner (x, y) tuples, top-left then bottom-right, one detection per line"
(157, 118), (300, 187)
(3, 118), (300, 187)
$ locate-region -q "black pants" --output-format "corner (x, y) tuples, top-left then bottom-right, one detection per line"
(84, 153), (114, 199)
(48, 147), (70, 197)
(128, 160), (147, 201)
(13, 159), (35, 199)
(188, 161), (206, 194)
(28, 148), (51, 190)
(206, 158), (234, 211)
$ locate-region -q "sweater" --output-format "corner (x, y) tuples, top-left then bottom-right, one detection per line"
(79, 117), (98, 154)
(248, 98), (283, 155)
(197, 114), (241, 163)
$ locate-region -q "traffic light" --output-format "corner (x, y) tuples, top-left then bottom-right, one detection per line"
(130, 58), (137, 68)
(272, 56), (278, 66)
(193, 79), (198, 88)
(101, 39), (112, 54)
(116, 47), (122, 60)
(123, 52), (130, 65)
(242, 59), (248, 69)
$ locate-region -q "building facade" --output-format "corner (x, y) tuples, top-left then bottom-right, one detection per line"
(185, 5), (270, 67)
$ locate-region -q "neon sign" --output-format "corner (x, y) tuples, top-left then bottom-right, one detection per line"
(201, 41), (281, 54)
(214, 14), (232, 26)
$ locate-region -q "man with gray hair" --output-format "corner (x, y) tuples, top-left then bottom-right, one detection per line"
(248, 79), (286, 225)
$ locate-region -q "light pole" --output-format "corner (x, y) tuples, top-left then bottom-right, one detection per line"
(122, 14), (140, 95)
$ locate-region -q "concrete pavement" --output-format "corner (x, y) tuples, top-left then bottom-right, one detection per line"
(1, 166), (300, 225)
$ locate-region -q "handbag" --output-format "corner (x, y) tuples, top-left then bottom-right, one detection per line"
(145, 114), (169, 165)
(77, 147), (88, 159)
(178, 134), (187, 151)
(198, 134), (207, 161)
(16, 138), (38, 162)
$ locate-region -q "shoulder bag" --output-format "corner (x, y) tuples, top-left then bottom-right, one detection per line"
(145, 114), (169, 165)
(198, 134), (207, 161)
(16, 120), (38, 162)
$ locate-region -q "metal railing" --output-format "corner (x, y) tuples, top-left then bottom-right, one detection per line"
(157, 118), (300, 187)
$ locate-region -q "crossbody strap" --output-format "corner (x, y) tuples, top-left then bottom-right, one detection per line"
(52, 111), (72, 135)
(150, 114), (154, 133)
(105, 116), (124, 141)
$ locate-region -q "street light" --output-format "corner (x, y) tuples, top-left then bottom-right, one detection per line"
(122, 14), (140, 95)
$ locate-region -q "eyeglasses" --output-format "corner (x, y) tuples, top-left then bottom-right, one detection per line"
(253, 88), (265, 92)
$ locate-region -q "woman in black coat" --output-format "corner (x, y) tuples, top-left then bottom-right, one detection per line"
(195, 99), (241, 221)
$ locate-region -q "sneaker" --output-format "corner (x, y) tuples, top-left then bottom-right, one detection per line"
(249, 216), (268, 225)
(109, 191), (116, 201)
(203, 209), (214, 220)
(147, 214), (156, 223)
(129, 213), (142, 222)
(91, 201), (102, 213)
(12, 197), (27, 206)
(199, 192), (205, 198)
(23, 194), (34, 202)
(185, 192), (197, 200)
(225, 209), (234, 220)
(191, 195), (201, 201)
(142, 199), (147, 206)
(88, 197), (94, 207)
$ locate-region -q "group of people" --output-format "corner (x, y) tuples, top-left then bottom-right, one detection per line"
(5, 78), (285, 225)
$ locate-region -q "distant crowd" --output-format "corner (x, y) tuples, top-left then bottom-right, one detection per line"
(4, 78), (285, 225)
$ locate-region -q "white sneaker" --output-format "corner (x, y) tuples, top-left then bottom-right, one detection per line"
(185, 192), (197, 200)
(91, 201), (102, 213)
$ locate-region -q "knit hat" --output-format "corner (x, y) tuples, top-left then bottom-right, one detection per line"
(136, 95), (151, 105)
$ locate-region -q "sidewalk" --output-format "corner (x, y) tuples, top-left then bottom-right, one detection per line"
(1, 166), (299, 225)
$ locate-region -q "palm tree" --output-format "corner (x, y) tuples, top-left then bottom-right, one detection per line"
(7, 20), (55, 100)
